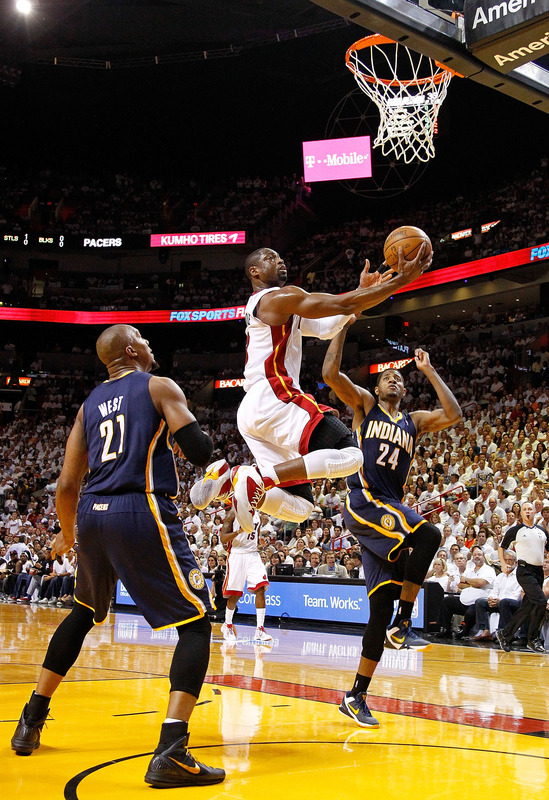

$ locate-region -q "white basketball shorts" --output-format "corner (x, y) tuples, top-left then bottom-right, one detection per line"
(223, 551), (269, 597)
(237, 381), (326, 471)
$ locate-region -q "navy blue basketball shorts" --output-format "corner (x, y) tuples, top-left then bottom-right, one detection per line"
(344, 489), (426, 596)
(76, 492), (212, 629)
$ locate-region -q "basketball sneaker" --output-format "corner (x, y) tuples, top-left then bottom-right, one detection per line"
(144, 732), (225, 788)
(338, 692), (379, 728)
(385, 619), (432, 651)
(220, 622), (237, 642)
(232, 465), (265, 533)
(189, 459), (232, 510)
(254, 626), (273, 644)
(11, 703), (50, 755)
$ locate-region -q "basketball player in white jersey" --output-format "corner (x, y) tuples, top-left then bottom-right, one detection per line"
(219, 507), (273, 644)
(191, 245), (431, 533)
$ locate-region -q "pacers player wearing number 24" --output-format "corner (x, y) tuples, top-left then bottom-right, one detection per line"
(322, 320), (461, 728)
(10, 325), (225, 788)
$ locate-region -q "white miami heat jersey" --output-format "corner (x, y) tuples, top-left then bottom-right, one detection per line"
(229, 511), (261, 553)
(243, 287), (303, 394)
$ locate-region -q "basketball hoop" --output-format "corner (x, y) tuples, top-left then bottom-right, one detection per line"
(345, 35), (460, 164)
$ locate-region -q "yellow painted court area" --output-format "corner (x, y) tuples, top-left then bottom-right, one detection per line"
(2, 605), (549, 799)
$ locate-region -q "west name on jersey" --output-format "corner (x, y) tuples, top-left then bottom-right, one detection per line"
(98, 395), (124, 417)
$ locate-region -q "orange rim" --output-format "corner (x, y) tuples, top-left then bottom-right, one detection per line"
(345, 33), (462, 86)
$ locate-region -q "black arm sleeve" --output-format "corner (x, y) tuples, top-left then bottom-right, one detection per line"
(173, 421), (213, 467)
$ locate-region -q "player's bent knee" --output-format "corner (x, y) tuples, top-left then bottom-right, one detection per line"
(303, 446), (363, 481)
(325, 446), (363, 479)
(260, 488), (313, 523)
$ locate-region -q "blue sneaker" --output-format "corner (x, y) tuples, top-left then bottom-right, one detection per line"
(385, 619), (432, 651)
(338, 692), (379, 728)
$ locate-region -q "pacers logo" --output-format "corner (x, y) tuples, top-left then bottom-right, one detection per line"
(381, 514), (395, 531)
(188, 569), (205, 590)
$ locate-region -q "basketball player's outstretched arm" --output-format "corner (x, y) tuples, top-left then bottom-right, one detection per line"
(322, 320), (375, 429)
(410, 349), (462, 436)
(258, 246), (432, 326)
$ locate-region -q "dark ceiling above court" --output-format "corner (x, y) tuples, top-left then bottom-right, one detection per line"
(0, 0), (343, 64)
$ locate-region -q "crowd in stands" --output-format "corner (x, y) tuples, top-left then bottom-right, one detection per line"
(0, 166), (302, 240)
(2, 304), (549, 647)
(1, 157), (547, 312)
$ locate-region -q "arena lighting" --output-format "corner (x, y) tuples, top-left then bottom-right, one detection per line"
(0, 240), (547, 325)
(393, 238), (549, 295)
(15, 0), (32, 14)
(0, 305), (247, 324)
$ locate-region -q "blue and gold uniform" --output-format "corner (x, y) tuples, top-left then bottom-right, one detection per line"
(76, 370), (212, 628)
(344, 403), (426, 596)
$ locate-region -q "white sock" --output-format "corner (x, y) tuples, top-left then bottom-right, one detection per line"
(256, 608), (266, 628)
(164, 718), (184, 724)
(225, 608), (235, 625)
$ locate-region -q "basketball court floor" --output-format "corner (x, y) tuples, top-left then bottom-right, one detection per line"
(2, 604), (549, 799)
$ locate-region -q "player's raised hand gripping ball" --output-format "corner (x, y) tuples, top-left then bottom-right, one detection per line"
(383, 226), (432, 271)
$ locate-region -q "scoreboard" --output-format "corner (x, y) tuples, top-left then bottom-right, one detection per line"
(0, 230), (246, 251)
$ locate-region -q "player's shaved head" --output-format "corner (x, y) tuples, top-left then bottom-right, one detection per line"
(244, 247), (269, 278)
(96, 324), (138, 365)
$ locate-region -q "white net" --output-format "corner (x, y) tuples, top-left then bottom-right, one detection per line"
(346, 36), (454, 164)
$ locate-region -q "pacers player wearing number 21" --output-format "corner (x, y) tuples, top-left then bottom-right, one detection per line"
(322, 320), (461, 728)
(219, 506), (273, 644)
(10, 325), (225, 789)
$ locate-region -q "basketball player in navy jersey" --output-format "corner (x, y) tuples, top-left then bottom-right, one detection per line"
(191, 244), (431, 533)
(322, 320), (461, 727)
(11, 325), (225, 788)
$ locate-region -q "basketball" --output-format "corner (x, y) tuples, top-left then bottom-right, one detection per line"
(383, 226), (432, 270)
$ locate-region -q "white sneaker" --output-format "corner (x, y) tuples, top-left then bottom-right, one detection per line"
(190, 459), (232, 510)
(254, 626), (273, 643)
(48, 597), (58, 605)
(38, 598), (49, 605)
(220, 622), (237, 642)
(232, 465), (265, 533)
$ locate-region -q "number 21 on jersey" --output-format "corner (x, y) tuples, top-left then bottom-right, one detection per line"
(99, 415), (125, 462)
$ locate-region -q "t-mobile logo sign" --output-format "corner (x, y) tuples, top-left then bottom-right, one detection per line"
(302, 136), (372, 183)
